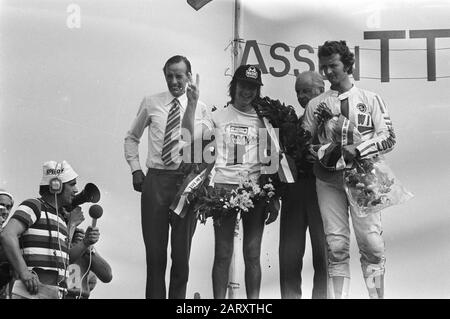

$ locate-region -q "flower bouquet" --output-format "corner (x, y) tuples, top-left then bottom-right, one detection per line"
(344, 157), (414, 217)
(189, 174), (279, 225)
(189, 186), (231, 224)
(313, 103), (413, 216)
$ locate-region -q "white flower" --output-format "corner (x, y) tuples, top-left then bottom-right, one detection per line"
(252, 184), (261, 195)
(243, 180), (252, 188)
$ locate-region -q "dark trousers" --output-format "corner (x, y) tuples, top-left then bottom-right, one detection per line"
(279, 176), (328, 299)
(141, 169), (197, 299)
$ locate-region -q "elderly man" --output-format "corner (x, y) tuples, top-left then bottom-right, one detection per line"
(279, 71), (328, 299)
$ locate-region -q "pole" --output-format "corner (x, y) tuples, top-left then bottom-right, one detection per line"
(227, 0), (243, 300)
(232, 0), (242, 72)
(227, 212), (240, 299)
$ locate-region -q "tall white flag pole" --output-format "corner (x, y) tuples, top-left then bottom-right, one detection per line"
(227, 0), (243, 299)
(232, 0), (242, 72)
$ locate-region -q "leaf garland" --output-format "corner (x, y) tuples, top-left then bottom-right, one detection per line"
(251, 96), (313, 177)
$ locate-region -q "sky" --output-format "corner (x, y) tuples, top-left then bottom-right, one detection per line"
(0, 0), (449, 299)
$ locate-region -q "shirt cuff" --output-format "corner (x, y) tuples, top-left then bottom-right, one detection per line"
(129, 161), (142, 173)
(356, 142), (370, 159)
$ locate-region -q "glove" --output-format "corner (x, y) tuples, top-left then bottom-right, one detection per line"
(265, 198), (280, 225)
(132, 170), (145, 192)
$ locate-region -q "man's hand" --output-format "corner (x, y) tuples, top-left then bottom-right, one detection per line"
(307, 144), (321, 163)
(342, 144), (360, 162)
(314, 102), (333, 124)
(132, 170), (145, 192)
(67, 207), (85, 229)
(20, 270), (40, 295)
(72, 228), (85, 244)
(186, 73), (200, 105)
(82, 226), (100, 247)
(265, 199), (280, 225)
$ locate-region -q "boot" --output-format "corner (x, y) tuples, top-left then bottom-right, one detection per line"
(364, 265), (384, 299)
(328, 276), (350, 299)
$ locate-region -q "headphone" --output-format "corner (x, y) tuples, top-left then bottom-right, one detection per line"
(49, 162), (63, 194)
(49, 177), (63, 194)
(45, 162), (68, 294)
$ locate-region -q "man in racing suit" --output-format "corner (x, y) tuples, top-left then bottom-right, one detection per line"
(302, 40), (396, 299)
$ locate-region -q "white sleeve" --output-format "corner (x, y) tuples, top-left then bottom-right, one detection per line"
(302, 98), (319, 139)
(356, 94), (396, 159)
(124, 98), (150, 173)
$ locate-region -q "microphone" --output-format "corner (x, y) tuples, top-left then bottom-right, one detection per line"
(89, 204), (103, 228)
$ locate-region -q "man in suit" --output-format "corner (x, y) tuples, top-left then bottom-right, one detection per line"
(279, 71), (328, 299)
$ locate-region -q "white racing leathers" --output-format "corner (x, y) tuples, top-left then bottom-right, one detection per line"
(303, 86), (395, 299)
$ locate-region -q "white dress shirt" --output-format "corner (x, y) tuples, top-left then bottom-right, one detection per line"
(124, 91), (210, 172)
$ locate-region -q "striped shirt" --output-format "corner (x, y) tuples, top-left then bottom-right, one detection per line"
(302, 86), (396, 182)
(11, 198), (69, 283)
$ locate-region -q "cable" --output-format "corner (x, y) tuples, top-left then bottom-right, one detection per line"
(53, 192), (69, 298)
(77, 247), (93, 299)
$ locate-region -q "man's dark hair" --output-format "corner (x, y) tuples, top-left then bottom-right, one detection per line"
(228, 79), (261, 104)
(318, 41), (355, 74)
(162, 55), (192, 75)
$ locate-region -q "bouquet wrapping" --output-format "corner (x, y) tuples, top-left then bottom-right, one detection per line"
(344, 157), (414, 217)
(314, 103), (413, 216)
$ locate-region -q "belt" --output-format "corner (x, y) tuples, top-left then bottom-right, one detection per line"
(297, 170), (316, 179)
(147, 168), (184, 176)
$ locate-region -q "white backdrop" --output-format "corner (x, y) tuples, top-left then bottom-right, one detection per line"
(1, 0), (449, 299)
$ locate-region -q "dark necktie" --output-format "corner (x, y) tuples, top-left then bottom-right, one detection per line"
(340, 98), (349, 119)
